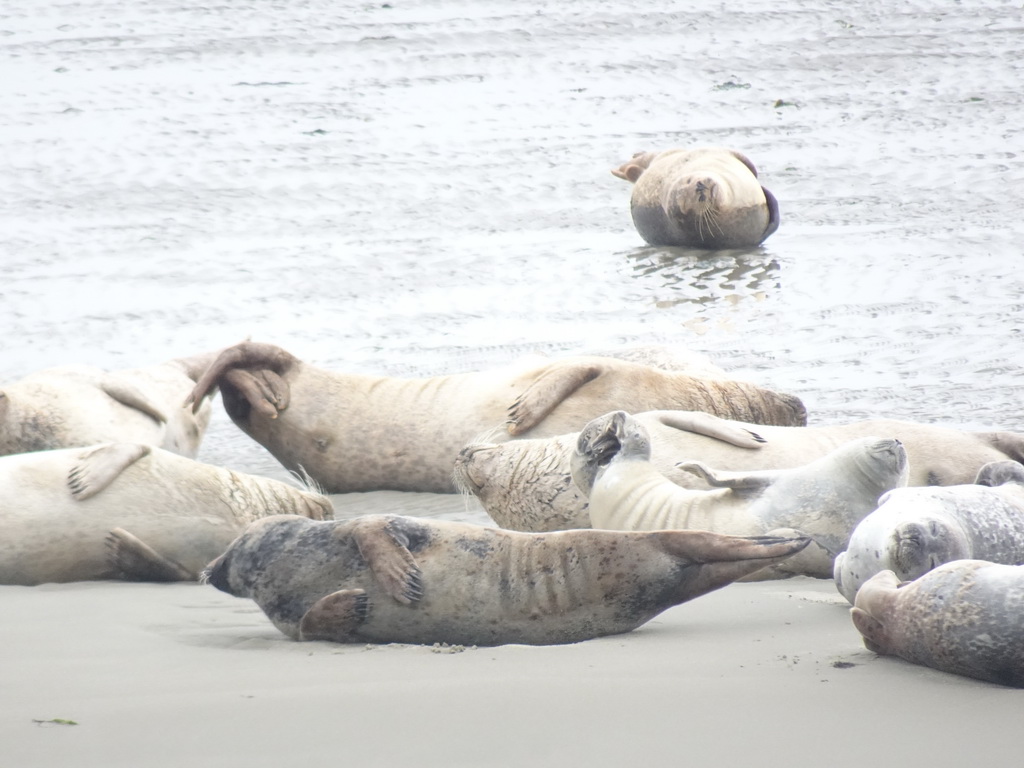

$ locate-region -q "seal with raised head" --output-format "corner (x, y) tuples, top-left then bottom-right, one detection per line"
(569, 411), (907, 578)
(612, 146), (780, 249)
(203, 513), (809, 646)
(0, 442), (332, 585)
(833, 461), (1024, 603)
(186, 341), (807, 494)
(453, 409), (1024, 532)
(852, 561), (1024, 688)
(0, 349), (221, 458)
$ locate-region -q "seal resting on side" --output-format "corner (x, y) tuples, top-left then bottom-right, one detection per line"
(186, 341), (806, 494)
(453, 410), (1024, 532)
(569, 412), (908, 578)
(852, 561), (1024, 688)
(612, 147), (780, 249)
(203, 513), (809, 646)
(0, 443), (332, 585)
(833, 461), (1024, 603)
(0, 350), (221, 458)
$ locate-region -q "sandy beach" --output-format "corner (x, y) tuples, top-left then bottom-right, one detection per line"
(2, 0), (1023, 764)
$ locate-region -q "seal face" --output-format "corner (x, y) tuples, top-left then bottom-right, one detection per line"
(0, 442), (332, 585)
(570, 412), (908, 578)
(833, 460), (1024, 603)
(452, 410), (1024, 533)
(852, 561), (1024, 687)
(204, 514), (809, 646)
(186, 341), (807, 494)
(613, 146), (780, 249)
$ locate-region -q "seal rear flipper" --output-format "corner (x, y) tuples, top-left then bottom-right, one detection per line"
(655, 411), (766, 448)
(740, 528), (836, 580)
(68, 443), (152, 501)
(761, 186), (781, 240)
(349, 517), (424, 606)
(105, 527), (194, 582)
(185, 340), (297, 414)
(676, 460), (779, 490)
(99, 376), (169, 424)
(506, 362), (604, 436)
(299, 589), (371, 642)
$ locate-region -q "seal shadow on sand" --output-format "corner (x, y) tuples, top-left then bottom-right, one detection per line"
(621, 245), (781, 310)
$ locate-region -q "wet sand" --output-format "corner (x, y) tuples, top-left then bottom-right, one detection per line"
(2, 0), (1023, 764)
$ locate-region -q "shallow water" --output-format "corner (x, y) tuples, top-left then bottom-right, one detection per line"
(2, 0), (1022, 492)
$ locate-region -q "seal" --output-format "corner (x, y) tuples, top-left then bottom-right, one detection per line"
(0, 350), (221, 458)
(0, 442), (332, 585)
(569, 411), (908, 578)
(611, 146), (780, 249)
(203, 513), (809, 646)
(453, 409), (1024, 532)
(185, 341), (807, 494)
(852, 561), (1024, 687)
(833, 460), (1024, 603)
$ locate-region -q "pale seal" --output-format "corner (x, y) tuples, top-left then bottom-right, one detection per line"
(0, 442), (332, 585)
(569, 411), (908, 578)
(0, 350), (221, 458)
(612, 146), (780, 249)
(186, 341), (807, 494)
(453, 409), (1024, 532)
(852, 561), (1024, 688)
(833, 461), (1024, 603)
(203, 513), (809, 646)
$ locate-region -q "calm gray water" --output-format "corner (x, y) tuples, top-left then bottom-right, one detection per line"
(2, 0), (1022, 486)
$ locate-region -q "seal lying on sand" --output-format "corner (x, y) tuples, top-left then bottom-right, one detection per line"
(833, 461), (1024, 603)
(186, 341), (806, 493)
(569, 412), (907, 578)
(0, 443), (332, 585)
(453, 410), (1024, 532)
(203, 513), (809, 646)
(0, 350), (220, 458)
(612, 147), (780, 249)
(852, 561), (1024, 688)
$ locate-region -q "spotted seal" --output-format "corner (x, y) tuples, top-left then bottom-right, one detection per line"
(0, 442), (332, 585)
(834, 461), (1024, 603)
(186, 341), (807, 493)
(203, 513), (809, 646)
(612, 146), (780, 248)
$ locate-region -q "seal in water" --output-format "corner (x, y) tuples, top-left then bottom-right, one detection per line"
(203, 513), (809, 646)
(185, 341), (807, 494)
(569, 411), (907, 578)
(0, 442), (332, 585)
(852, 561), (1024, 688)
(453, 410), (1024, 532)
(611, 146), (779, 248)
(0, 350), (221, 458)
(833, 460), (1024, 603)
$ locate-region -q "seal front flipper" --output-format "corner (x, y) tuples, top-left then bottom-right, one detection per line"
(506, 362), (604, 436)
(655, 411), (766, 448)
(299, 589), (371, 642)
(105, 527), (194, 582)
(676, 460), (780, 491)
(67, 443), (152, 501)
(98, 376), (169, 424)
(349, 517), (424, 606)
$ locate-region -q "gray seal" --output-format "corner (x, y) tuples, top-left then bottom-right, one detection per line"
(611, 146), (780, 249)
(834, 460), (1024, 603)
(186, 341), (806, 494)
(0, 442), (332, 585)
(569, 411), (907, 578)
(453, 409), (1024, 532)
(203, 513), (809, 646)
(0, 350), (221, 458)
(852, 561), (1024, 688)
